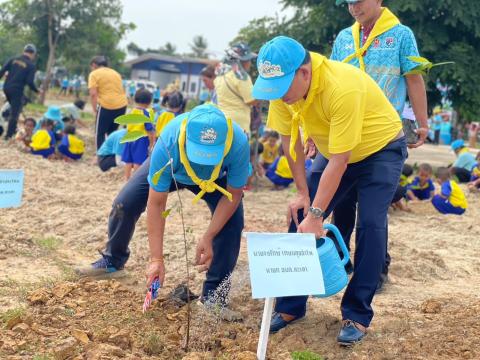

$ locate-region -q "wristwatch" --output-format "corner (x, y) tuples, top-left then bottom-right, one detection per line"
(309, 206), (325, 219)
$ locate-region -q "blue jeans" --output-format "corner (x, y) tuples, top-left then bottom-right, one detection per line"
(103, 158), (244, 299)
(275, 138), (407, 327)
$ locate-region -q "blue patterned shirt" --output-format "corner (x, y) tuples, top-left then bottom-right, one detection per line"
(331, 23), (420, 114)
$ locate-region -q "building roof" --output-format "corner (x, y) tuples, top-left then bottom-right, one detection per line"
(125, 53), (218, 67)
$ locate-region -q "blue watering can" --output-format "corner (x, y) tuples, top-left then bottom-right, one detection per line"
(314, 223), (350, 298)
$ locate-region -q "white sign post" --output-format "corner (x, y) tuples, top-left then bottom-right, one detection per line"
(0, 170), (24, 208)
(246, 232), (325, 360)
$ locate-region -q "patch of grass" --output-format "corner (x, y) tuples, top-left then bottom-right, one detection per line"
(63, 308), (75, 317)
(80, 111), (94, 121)
(25, 102), (48, 114)
(34, 236), (61, 251)
(32, 355), (52, 360)
(143, 332), (164, 355)
(1, 307), (25, 327)
(291, 350), (324, 360)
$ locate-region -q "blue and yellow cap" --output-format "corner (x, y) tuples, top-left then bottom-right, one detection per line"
(186, 104), (228, 166)
(252, 36), (306, 100)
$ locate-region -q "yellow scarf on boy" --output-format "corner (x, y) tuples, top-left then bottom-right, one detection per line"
(178, 118), (234, 204)
(342, 7), (400, 71)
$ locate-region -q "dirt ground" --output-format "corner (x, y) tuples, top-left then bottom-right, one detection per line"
(1, 109), (479, 359)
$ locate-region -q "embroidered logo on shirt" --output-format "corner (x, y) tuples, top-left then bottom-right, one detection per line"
(373, 38), (380, 48)
(200, 128), (217, 144)
(258, 61), (285, 78)
(385, 37), (395, 47)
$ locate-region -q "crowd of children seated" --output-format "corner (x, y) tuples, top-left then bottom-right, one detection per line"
(388, 139), (479, 215)
(15, 103), (85, 161)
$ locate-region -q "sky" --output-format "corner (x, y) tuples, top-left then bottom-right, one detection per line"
(120, 0), (293, 58)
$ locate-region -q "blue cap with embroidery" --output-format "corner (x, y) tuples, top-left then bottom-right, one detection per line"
(186, 104), (228, 166)
(252, 36), (306, 100)
(451, 139), (465, 151)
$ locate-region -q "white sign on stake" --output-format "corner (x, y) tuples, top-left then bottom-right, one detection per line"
(0, 169), (24, 209)
(245, 232), (324, 360)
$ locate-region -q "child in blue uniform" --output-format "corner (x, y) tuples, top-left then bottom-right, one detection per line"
(432, 167), (467, 215)
(121, 89), (156, 180)
(96, 128), (127, 172)
(450, 139), (477, 182)
(266, 148), (313, 190)
(58, 125), (85, 161)
(407, 163), (435, 201)
(35, 106), (64, 141)
(30, 119), (56, 158)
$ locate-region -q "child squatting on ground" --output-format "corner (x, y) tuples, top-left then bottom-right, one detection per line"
(450, 139), (477, 183)
(96, 127), (127, 172)
(15, 117), (36, 151)
(432, 167), (468, 215)
(58, 124), (85, 161)
(30, 119), (55, 158)
(266, 146), (313, 190)
(407, 163), (435, 201)
(121, 89), (156, 180)
(260, 130), (280, 170)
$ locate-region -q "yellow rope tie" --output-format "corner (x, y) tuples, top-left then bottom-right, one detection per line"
(178, 117), (234, 204)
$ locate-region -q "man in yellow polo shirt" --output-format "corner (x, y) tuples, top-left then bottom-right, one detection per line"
(252, 36), (407, 345)
(88, 56), (128, 150)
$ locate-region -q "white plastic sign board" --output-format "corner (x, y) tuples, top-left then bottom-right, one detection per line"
(246, 232), (325, 299)
(0, 170), (24, 208)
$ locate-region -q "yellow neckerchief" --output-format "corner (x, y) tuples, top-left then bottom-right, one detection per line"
(458, 148), (469, 156)
(178, 117), (234, 204)
(287, 52), (324, 162)
(342, 7), (400, 71)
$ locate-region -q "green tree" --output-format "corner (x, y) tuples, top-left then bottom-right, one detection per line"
(1, 0), (134, 103)
(189, 35), (209, 58)
(127, 42), (145, 57)
(158, 42), (177, 56)
(236, 0), (480, 121)
(0, 24), (29, 63)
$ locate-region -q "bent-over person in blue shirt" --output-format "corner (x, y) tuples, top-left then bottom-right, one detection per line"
(77, 105), (250, 320)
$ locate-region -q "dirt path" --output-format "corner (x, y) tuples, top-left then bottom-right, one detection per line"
(1, 131), (479, 359)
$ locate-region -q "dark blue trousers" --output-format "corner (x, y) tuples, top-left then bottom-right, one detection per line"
(275, 138), (407, 327)
(103, 158), (244, 299)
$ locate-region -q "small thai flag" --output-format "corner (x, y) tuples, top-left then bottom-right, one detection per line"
(143, 278), (161, 313)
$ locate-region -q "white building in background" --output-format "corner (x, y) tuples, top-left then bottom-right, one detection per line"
(125, 54), (217, 99)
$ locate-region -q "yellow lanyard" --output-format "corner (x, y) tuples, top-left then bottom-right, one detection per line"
(342, 8), (400, 71)
(178, 117), (234, 203)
